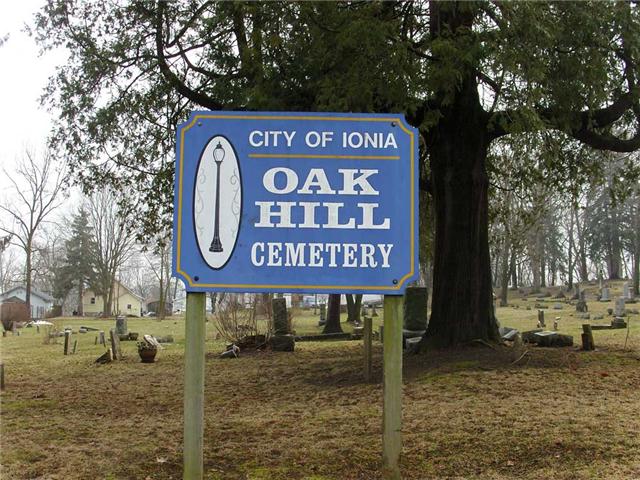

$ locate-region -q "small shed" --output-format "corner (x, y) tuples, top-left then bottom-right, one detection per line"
(146, 300), (173, 316)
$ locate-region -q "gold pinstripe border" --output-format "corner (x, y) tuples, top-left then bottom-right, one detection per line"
(175, 113), (416, 291)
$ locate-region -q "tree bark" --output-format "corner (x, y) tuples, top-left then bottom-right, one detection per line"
(424, 70), (499, 347)
(323, 294), (343, 334)
(499, 240), (510, 307)
(634, 194), (640, 296)
(78, 282), (84, 316)
(345, 294), (363, 323)
(574, 206), (589, 281)
(509, 252), (517, 290)
(25, 239), (32, 319)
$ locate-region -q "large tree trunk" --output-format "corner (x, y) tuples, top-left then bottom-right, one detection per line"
(567, 206), (574, 290)
(323, 294), (343, 334)
(345, 294), (362, 323)
(574, 201), (589, 281)
(509, 252), (518, 290)
(25, 240), (32, 319)
(78, 282), (84, 316)
(424, 72), (499, 347)
(634, 194), (640, 296)
(606, 188), (622, 279)
(499, 240), (510, 307)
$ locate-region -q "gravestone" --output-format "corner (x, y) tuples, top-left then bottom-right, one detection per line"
(522, 329), (543, 343)
(271, 298), (294, 351)
(600, 287), (610, 302)
(537, 310), (546, 328)
(614, 297), (625, 317)
(109, 329), (122, 360)
(553, 303), (563, 310)
(269, 334), (295, 351)
(533, 331), (573, 347)
(553, 317), (560, 331)
(581, 324), (595, 351)
(623, 282), (632, 300)
(576, 298), (588, 313)
(98, 331), (106, 346)
(95, 348), (113, 364)
(272, 298), (289, 335)
(611, 317), (627, 329)
(403, 287), (428, 332)
(142, 334), (162, 349)
(115, 316), (128, 336)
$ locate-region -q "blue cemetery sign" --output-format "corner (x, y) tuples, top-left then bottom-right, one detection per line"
(172, 112), (419, 294)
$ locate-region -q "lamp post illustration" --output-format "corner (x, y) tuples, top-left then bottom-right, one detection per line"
(209, 141), (224, 252)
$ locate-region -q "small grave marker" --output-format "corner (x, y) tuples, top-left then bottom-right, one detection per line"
(115, 315), (128, 336)
(363, 317), (373, 382)
(614, 297), (625, 317)
(581, 324), (595, 351)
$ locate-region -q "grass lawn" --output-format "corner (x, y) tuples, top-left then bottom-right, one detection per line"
(1, 282), (640, 479)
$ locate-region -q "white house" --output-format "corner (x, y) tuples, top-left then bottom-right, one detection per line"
(0, 286), (54, 319)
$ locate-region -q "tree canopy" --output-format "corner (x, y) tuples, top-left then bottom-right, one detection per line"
(34, 1), (640, 345)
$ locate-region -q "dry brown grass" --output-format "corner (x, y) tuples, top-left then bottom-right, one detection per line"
(1, 285), (640, 479)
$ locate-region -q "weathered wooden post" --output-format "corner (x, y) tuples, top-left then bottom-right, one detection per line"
(0, 363), (5, 391)
(363, 316), (373, 382)
(184, 292), (206, 479)
(72, 339), (78, 354)
(109, 329), (122, 360)
(63, 330), (71, 355)
(383, 295), (403, 480)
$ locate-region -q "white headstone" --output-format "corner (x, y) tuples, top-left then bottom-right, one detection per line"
(600, 287), (610, 302)
(623, 282), (632, 300)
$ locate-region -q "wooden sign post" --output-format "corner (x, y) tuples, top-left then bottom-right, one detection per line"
(184, 292), (206, 479)
(174, 112), (418, 479)
(382, 295), (403, 479)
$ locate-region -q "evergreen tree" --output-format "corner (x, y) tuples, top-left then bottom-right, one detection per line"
(57, 207), (95, 315)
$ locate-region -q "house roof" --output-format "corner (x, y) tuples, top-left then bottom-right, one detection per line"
(2, 295), (24, 304)
(0, 286), (54, 302)
(85, 280), (143, 302)
(113, 280), (144, 301)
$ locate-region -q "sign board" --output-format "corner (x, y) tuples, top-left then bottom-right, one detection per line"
(172, 112), (418, 294)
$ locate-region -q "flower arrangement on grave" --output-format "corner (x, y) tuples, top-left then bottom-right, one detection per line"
(137, 340), (158, 363)
(137, 341), (156, 352)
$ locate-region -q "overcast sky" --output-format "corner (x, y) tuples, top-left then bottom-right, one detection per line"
(0, 1), (67, 187)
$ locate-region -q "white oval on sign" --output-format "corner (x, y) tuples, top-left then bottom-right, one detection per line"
(193, 136), (242, 269)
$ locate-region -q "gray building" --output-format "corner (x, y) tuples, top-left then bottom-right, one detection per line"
(0, 286), (54, 319)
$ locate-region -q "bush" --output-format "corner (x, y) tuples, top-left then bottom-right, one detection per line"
(215, 296), (263, 344)
(1, 302), (30, 331)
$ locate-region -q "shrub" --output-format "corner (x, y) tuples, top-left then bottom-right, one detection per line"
(1, 302), (29, 332)
(214, 296), (263, 344)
